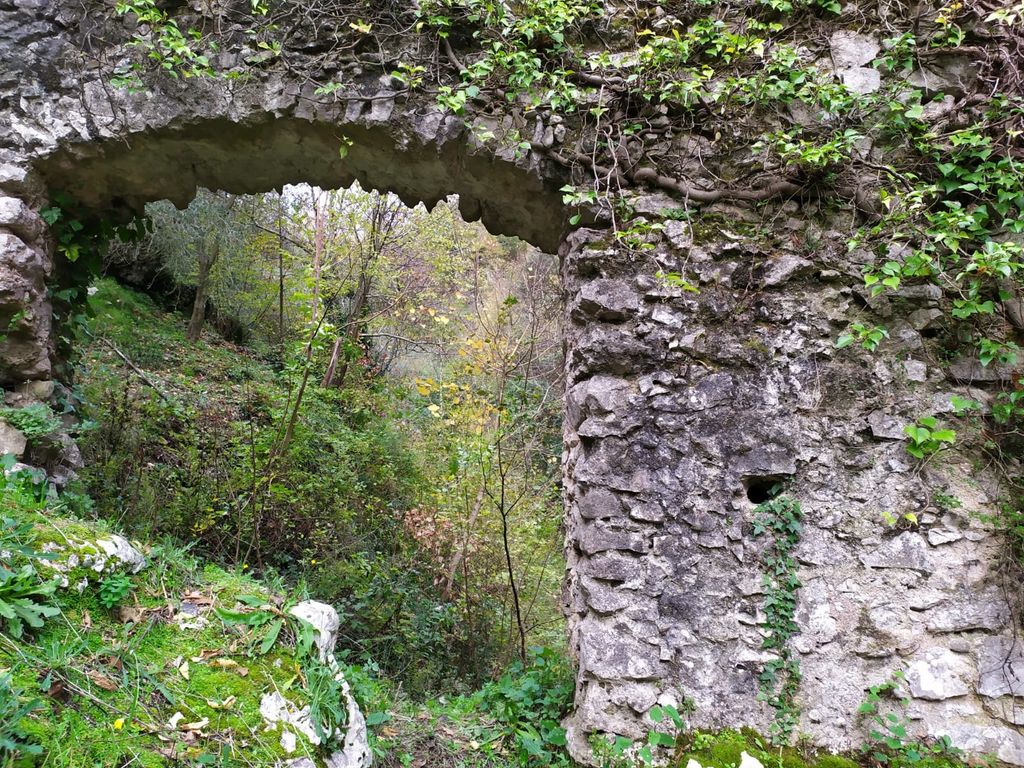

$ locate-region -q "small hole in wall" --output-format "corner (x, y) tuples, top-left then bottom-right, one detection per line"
(744, 477), (784, 505)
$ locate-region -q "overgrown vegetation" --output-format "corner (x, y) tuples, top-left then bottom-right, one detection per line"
(31, 0), (1024, 761)
(751, 493), (803, 744)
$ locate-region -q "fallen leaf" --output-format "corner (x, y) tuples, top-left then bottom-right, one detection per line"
(178, 661), (189, 681)
(119, 604), (145, 624)
(81, 611), (92, 630)
(86, 669), (119, 692)
(205, 695), (236, 710)
(182, 717), (209, 731)
(168, 712), (184, 730)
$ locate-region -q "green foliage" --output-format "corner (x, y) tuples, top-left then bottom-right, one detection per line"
(754, 128), (863, 170)
(0, 403), (61, 441)
(305, 660), (348, 743)
(836, 323), (889, 352)
(674, 729), (865, 768)
(0, 673), (42, 758)
(858, 674), (964, 766)
(751, 493), (803, 744)
(903, 416), (956, 459)
(475, 647), (574, 766)
(593, 702), (691, 767)
(113, 0), (214, 88)
(97, 572), (134, 609)
(0, 564), (60, 639)
(0, 499), (60, 640)
(420, 0), (600, 113)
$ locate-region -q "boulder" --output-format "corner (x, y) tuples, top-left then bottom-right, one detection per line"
(289, 600), (341, 663)
(96, 535), (147, 574)
(0, 421), (26, 457)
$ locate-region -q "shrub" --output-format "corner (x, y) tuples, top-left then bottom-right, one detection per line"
(0, 403), (61, 440)
(475, 646), (574, 766)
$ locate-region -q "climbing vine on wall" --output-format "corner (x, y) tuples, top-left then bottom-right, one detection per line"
(752, 493), (803, 744)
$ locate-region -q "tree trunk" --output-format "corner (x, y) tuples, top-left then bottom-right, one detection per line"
(186, 258), (213, 341)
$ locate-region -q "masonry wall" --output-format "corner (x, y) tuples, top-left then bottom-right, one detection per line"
(560, 217), (1024, 763)
(1, 1), (1022, 763)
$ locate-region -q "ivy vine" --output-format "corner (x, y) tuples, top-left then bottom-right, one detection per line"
(751, 493), (803, 744)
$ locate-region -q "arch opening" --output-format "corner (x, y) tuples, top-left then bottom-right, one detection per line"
(33, 115), (572, 254)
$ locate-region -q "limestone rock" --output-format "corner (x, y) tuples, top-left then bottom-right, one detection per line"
(937, 724), (1024, 765)
(0, 421), (26, 457)
(841, 68), (881, 95)
(867, 410), (907, 441)
(96, 535), (146, 574)
(926, 590), (1010, 633)
(859, 533), (932, 574)
(289, 600), (340, 663)
(326, 674), (372, 768)
(261, 691), (321, 745)
(830, 31), (880, 69)
(906, 648), (972, 700)
(576, 280), (639, 322)
(978, 636), (1024, 698)
(926, 528), (962, 547)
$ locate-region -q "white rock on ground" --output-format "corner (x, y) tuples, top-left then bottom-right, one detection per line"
(289, 600), (341, 663)
(96, 535), (147, 573)
(739, 752), (764, 768)
(325, 674), (371, 768)
(261, 691), (321, 745)
(265, 600), (372, 768)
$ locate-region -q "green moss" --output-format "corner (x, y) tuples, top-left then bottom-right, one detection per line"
(676, 730), (866, 768)
(0, 501), (330, 767)
(814, 757), (861, 768)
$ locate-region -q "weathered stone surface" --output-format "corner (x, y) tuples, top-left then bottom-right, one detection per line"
(289, 601), (341, 664)
(936, 724), (1024, 765)
(830, 31), (880, 69)
(2, 3), (1022, 765)
(926, 527), (962, 547)
(859, 533), (933, 573)
(96, 535), (147, 574)
(867, 410), (907, 440)
(926, 590), (1011, 633)
(977, 636), (1024, 698)
(906, 648), (972, 700)
(576, 280), (639, 321)
(0, 421), (26, 458)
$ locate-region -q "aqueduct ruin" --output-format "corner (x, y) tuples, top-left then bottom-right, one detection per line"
(1, 0), (1022, 763)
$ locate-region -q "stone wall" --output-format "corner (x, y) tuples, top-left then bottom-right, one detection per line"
(559, 212), (1024, 763)
(1, 1), (1021, 763)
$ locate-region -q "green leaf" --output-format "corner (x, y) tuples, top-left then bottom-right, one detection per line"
(365, 711), (391, 726)
(260, 618), (284, 654)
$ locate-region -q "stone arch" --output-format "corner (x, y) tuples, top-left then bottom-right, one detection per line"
(3, 2), (1024, 765)
(35, 113), (569, 253)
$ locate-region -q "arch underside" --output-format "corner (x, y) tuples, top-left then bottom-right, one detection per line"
(34, 113), (569, 254)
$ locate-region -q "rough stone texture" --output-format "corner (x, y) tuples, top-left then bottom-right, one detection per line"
(558, 226), (1023, 761)
(263, 601), (372, 768)
(1, 2), (1022, 765)
(289, 600), (342, 664)
(0, 421), (26, 457)
(95, 535), (147, 574)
